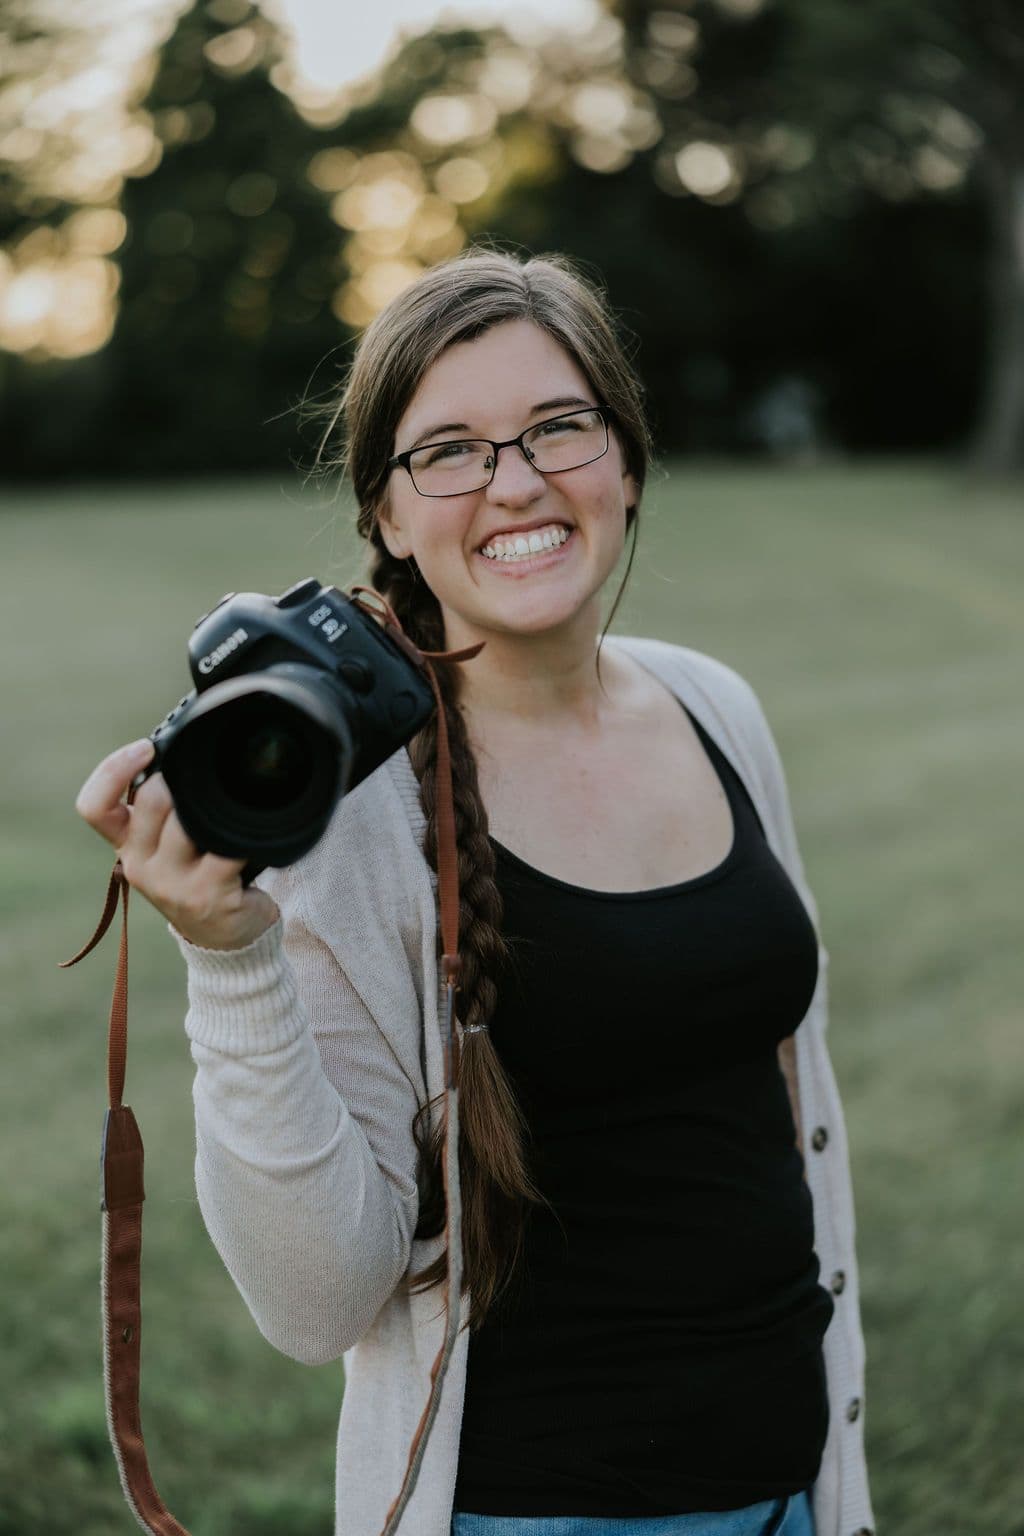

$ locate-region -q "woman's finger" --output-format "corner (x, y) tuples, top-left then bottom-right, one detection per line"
(161, 811), (254, 897)
(146, 807), (270, 946)
(128, 769), (177, 861)
(75, 739), (156, 848)
(155, 809), (248, 880)
(150, 799), (202, 869)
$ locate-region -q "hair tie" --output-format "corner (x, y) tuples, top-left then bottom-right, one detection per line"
(462, 1023), (489, 1036)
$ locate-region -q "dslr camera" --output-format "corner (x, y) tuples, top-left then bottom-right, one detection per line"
(136, 578), (435, 884)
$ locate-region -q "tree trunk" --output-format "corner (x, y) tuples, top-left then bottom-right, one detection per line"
(970, 148), (1024, 476)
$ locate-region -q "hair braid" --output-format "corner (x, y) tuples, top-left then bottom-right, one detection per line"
(366, 529), (547, 1327)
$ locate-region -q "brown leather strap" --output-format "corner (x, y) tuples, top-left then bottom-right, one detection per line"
(60, 816), (190, 1531)
(60, 588), (480, 1536)
(102, 1111), (190, 1535)
(349, 586), (482, 1002)
(349, 590), (480, 1533)
(58, 858), (131, 1106)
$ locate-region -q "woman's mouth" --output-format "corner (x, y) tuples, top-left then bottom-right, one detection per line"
(477, 524), (574, 568)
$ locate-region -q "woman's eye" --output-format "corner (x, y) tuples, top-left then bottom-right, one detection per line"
(424, 442), (472, 464)
(537, 418), (581, 437)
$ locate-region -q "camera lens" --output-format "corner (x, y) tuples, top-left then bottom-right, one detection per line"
(161, 669), (353, 867)
(216, 699), (313, 812)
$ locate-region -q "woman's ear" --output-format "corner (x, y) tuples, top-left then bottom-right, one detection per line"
(611, 425), (639, 514)
(374, 505), (413, 561)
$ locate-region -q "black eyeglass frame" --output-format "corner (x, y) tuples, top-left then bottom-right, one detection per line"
(386, 405), (612, 497)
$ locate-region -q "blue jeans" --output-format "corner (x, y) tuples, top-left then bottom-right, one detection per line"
(451, 1488), (815, 1536)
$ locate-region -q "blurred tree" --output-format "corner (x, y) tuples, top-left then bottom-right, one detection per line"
(613, 0), (1024, 474)
(307, 19), (632, 328)
(0, 0), (136, 453)
(107, 0), (345, 473)
(0, 0), (1000, 474)
(0, 0), (118, 240)
(778, 0), (1024, 475)
(331, 8), (984, 460)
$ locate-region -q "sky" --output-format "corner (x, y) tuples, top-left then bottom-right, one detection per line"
(276, 0), (601, 90)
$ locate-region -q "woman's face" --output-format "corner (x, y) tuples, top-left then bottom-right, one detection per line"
(378, 318), (638, 649)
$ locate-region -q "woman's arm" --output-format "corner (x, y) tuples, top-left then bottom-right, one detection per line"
(170, 898), (423, 1366)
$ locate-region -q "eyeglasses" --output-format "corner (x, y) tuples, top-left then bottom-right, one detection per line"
(387, 406), (611, 497)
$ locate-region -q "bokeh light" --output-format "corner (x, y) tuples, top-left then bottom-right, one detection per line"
(410, 93), (499, 147)
(675, 140), (743, 201)
(0, 0), (599, 360)
(0, 251), (119, 359)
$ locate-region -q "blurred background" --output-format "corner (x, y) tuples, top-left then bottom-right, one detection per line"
(4, 0), (1024, 470)
(2, 1), (1021, 1533)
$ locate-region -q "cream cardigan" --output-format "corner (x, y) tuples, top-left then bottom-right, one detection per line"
(169, 635), (876, 1536)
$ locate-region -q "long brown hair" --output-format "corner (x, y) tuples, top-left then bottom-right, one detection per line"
(301, 245), (653, 1328)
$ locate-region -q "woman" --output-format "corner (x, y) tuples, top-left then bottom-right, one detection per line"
(75, 249), (874, 1536)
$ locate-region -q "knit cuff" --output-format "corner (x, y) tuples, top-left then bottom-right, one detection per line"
(167, 916), (308, 1055)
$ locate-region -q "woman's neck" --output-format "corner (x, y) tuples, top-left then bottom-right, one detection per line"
(442, 606), (622, 734)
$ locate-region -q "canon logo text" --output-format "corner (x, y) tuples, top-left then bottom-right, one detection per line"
(198, 627), (249, 675)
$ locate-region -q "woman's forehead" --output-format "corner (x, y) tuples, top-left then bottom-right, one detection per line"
(398, 319), (590, 437)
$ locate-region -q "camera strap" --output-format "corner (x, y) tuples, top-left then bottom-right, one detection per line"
(59, 589), (484, 1536)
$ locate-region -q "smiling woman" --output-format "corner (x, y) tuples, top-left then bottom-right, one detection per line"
(134, 246), (875, 1536)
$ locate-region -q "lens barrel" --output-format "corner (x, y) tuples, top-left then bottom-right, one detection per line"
(159, 665), (354, 874)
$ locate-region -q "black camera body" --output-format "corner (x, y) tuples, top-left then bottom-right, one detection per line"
(138, 578), (435, 884)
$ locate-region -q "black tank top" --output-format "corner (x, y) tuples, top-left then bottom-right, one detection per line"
(454, 705), (834, 1517)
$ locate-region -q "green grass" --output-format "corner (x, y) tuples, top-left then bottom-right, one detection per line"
(1, 462), (1021, 1534)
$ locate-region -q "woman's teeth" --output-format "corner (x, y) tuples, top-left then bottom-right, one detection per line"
(480, 525), (571, 562)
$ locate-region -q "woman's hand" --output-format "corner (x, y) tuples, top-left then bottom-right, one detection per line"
(75, 739), (281, 951)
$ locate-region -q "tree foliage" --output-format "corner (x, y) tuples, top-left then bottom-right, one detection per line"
(1, 0), (1017, 476)
(612, 0), (1024, 470)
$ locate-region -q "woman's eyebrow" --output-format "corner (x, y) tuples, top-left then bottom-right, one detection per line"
(405, 396), (593, 452)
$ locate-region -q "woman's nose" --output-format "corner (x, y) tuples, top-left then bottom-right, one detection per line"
(484, 442), (546, 505)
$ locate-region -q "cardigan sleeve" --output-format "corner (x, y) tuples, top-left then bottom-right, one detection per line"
(724, 667), (871, 1400)
(168, 868), (423, 1366)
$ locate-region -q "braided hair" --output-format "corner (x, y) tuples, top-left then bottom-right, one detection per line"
(303, 245), (653, 1327)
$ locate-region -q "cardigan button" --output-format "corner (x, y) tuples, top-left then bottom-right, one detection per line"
(811, 1125), (829, 1151)
(853, 1529), (874, 1535)
(830, 1269), (847, 1295)
(846, 1396), (862, 1422)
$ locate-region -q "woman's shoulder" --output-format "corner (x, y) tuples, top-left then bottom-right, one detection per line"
(606, 633), (795, 846)
(607, 633), (768, 734)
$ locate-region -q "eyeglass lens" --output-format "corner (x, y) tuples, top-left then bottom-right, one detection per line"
(408, 409), (607, 495)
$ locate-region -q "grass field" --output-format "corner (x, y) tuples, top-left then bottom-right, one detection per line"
(1, 462), (1021, 1535)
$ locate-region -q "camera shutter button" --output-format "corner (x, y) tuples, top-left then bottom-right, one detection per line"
(277, 577), (322, 609)
(193, 592), (235, 628)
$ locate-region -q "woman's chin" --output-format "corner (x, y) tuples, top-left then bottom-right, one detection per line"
(466, 587), (602, 642)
